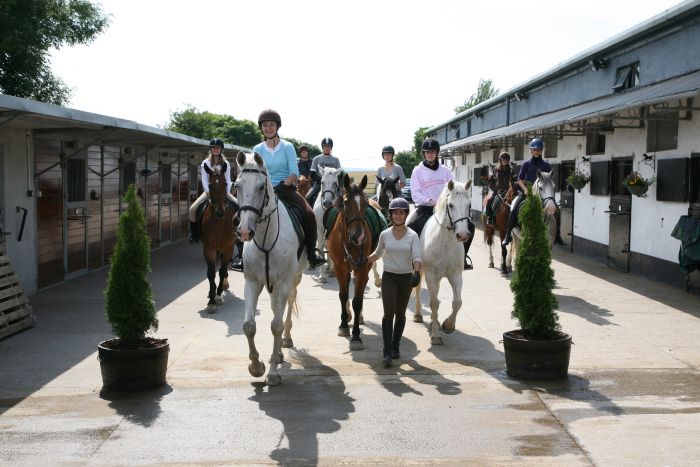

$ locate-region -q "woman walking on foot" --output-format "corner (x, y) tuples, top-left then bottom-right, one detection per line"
(367, 198), (421, 367)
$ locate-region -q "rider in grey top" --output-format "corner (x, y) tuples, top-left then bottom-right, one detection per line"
(306, 137), (341, 206)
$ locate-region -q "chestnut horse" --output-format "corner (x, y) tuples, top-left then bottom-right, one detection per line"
(297, 174), (311, 199)
(200, 162), (235, 312)
(327, 174), (372, 350)
(482, 165), (515, 274)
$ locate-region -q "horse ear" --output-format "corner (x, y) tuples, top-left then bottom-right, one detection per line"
(536, 168), (542, 178)
(448, 180), (454, 191)
(376, 175), (384, 184)
(253, 152), (264, 167)
(236, 151), (246, 168)
(466, 179), (472, 190)
(359, 175), (368, 191)
(343, 173), (351, 191)
(319, 166), (326, 177)
(204, 163), (213, 175)
(221, 161), (228, 174)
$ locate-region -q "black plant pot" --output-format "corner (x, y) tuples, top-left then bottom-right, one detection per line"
(98, 339), (169, 391)
(503, 331), (571, 380)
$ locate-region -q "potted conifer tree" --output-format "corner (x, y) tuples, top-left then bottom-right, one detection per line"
(98, 184), (169, 391)
(503, 184), (571, 380)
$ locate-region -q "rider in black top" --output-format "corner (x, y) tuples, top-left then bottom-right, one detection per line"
(485, 152), (513, 225)
(298, 145), (312, 178)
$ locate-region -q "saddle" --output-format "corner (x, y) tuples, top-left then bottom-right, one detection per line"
(280, 199), (306, 260)
(197, 198), (238, 221)
(323, 206), (388, 251)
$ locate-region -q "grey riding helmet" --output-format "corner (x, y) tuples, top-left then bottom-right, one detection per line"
(388, 197), (410, 213)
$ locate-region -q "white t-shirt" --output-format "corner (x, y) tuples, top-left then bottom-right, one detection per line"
(372, 228), (421, 274)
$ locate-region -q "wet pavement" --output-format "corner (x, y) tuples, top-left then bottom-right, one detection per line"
(1, 233), (700, 466)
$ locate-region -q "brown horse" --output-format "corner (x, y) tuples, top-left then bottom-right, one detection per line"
(297, 174), (311, 199)
(201, 162), (235, 311)
(482, 179), (515, 274)
(327, 173), (372, 350)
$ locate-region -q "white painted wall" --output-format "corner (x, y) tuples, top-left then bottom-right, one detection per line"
(0, 128), (38, 295)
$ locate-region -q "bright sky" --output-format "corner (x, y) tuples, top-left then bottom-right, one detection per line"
(51, 0), (683, 169)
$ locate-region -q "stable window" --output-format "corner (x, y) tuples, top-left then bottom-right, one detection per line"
(492, 150), (499, 163)
(612, 62), (640, 92)
(544, 138), (558, 158)
(647, 111), (679, 152)
(690, 154), (700, 203)
(590, 161), (610, 196)
(122, 161), (136, 193)
(474, 166), (488, 187)
(657, 158), (688, 202)
(514, 144), (524, 161)
(67, 159), (86, 202)
(560, 161), (575, 191)
(611, 159), (633, 197)
(475, 151), (481, 164)
(189, 165), (198, 194)
(586, 129), (606, 155)
(161, 163), (172, 194)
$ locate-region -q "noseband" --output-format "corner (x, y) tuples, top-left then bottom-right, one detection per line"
(238, 168), (277, 224)
(435, 194), (471, 232)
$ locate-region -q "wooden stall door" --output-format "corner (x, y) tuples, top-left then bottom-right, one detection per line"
(65, 206), (88, 277)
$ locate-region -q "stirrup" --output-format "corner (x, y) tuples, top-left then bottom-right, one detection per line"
(463, 256), (473, 270)
(230, 258), (243, 272)
(486, 216), (494, 225)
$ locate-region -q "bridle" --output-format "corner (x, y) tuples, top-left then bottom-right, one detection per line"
(237, 166), (280, 293)
(339, 192), (370, 269)
(434, 194), (471, 232)
(204, 162), (229, 218)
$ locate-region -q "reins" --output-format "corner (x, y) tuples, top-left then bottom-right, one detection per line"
(433, 194), (470, 232)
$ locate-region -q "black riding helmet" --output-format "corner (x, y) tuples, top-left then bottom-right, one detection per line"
(209, 138), (224, 149)
(388, 197), (410, 214)
(421, 138), (440, 154)
(321, 137), (333, 148)
(499, 151), (511, 161)
(381, 145), (395, 158)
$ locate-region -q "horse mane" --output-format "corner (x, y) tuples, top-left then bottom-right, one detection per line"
(435, 181), (467, 214)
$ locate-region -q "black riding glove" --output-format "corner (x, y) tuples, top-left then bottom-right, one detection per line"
(356, 257), (368, 266)
(410, 271), (421, 288)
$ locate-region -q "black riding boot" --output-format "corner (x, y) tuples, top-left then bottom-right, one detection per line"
(307, 237), (327, 270)
(391, 314), (406, 359)
(382, 316), (393, 367)
(230, 242), (244, 272)
(305, 182), (320, 207)
(189, 221), (199, 243)
(502, 195), (522, 246)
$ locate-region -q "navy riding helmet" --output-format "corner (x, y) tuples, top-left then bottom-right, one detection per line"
(528, 137), (544, 149)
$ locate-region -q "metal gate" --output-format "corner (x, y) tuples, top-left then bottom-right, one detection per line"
(607, 158), (633, 272)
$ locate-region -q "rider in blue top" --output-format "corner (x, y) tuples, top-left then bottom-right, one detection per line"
(502, 137), (551, 246)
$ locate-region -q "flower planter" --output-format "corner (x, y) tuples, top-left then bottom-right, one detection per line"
(98, 338), (169, 391)
(503, 330), (571, 380)
(624, 183), (649, 197)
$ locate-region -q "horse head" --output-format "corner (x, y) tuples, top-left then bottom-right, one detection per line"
(376, 174), (400, 213)
(319, 166), (344, 210)
(534, 170), (557, 215)
(341, 173), (369, 247)
(435, 179), (473, 242)
(235, 151), (273, 242)
(204, 161), (228, 218)
(297, 174), (310, 198)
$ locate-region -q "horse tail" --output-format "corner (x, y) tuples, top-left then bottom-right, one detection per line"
(483, 222), (493, 246)
(291, 297), (300, 319)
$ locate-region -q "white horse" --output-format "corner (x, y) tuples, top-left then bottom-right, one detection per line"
(313, 166), (343, 283)
(236, 151), (306, 386)
(511, 170), (557, 261)
(413, 180), (473, 345)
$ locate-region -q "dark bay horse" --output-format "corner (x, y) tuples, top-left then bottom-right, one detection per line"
(482, 173), (516, 274)
(201, 162), (235, 312)
(327, 174), (373, 350)
(375, 174), (401, 220)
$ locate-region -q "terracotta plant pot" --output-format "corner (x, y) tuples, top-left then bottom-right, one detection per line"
(98, 338), (169, 391)
(503, 330), (571, 380)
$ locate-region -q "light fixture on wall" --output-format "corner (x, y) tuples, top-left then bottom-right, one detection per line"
(513, 92), (528, 101)
(641, 153), (656, 170)
(588, 58), (609, 72)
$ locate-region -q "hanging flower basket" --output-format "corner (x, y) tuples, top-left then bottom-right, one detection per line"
(623, 171), (655, 198)
(566, 170), (590, 192)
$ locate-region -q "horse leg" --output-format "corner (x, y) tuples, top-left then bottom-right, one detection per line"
(205, 254), (218, 313)
(413, 272), (423, 323)
(349, 274), (366, 350)
(337, 268), (351, 337)
(441, 273), (463, 334)
(425, 273), (443, 345)
(372, 261), (382, 288)
(266, 285), (290, 386)
(500, 243), (509, 275)
(282, 271), (303, 348)
(486, 228), (495, 268)
(216, 257), (228, 304)
(243, 279), (265, 378)
(316, 223), (328, 283)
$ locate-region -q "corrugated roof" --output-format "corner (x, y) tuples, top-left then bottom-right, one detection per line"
(442, 69), (700, 151)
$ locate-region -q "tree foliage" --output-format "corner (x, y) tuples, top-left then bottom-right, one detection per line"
(454, 78), (499, 114)
(510, 185), (560, 339)
(166, 106), (319, 155)
(0, 0), (110, 105)
(395, 150), (420, 178)
(104, 185), (157, 342)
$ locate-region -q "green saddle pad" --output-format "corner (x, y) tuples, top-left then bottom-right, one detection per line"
(323, 206), (387, 251)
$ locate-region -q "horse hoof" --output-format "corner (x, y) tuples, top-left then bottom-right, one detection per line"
(328, 270), (336, 277)
(222, 278), (229, 291)
(413, 314), (423, 323)
(215, 295), (223, 305)
(489, 262), (495, 268)
(349, 340), (363, 351)
(338, 327), (350, 337)
(431, 336), (443, 345)
(276, 352), (284, 364)
(266, 374), (282, 386)
(442, 321), (455, 334)
(317, 277), (327, 284)
(249, 361), (266, 378)
(206, 304), (217, 314)
(281, 337), (293, 348)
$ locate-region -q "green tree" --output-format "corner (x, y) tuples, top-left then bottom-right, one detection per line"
(105, 185), (157, 343)
(0, 0), (110, 105)
(412, 127), (429, 158)
(395, 150), (420, 178)
(454, 78), (499, 114)
(509, 184), (559, 339)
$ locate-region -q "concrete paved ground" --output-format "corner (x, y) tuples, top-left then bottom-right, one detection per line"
(1, 233), (700, 466)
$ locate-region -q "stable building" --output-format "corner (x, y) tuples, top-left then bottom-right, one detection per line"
(0, 94), (247, 296)
(428, 0), (700, 291)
